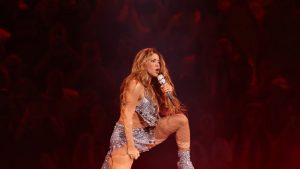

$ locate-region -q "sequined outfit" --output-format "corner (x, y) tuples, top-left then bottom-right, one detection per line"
(101, 90), (194, 169)
(101, 92), (159, 169)
(177, 150), (195, 169)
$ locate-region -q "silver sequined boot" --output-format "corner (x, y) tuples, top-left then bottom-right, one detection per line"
(177, 150), (194, 169)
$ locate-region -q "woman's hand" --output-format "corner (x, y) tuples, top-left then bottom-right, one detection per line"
(160, 82), (173, 95)
(127, 146), (140, 160)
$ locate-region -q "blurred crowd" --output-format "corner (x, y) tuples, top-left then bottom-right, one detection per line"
(0, 0), (300, 169)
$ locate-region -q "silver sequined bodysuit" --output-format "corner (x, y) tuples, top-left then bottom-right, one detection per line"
(101, 90), (159, 169)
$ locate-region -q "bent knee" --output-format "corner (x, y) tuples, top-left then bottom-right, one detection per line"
(175, 113), (189, 125)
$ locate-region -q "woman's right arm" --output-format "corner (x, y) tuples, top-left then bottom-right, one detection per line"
(120, 79), (143, 160)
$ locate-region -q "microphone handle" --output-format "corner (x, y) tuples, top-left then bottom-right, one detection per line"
(167, 91), (175, 106)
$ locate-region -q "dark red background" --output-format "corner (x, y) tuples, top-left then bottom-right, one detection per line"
(0, 0), (299, 169)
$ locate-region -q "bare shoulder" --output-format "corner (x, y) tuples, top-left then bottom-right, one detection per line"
(126, 78), (144, 96)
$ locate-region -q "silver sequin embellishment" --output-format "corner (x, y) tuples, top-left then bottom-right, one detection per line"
(101, 123), (155, 169)
(135, 95), (159, 127)
(177, 150), (195, 169)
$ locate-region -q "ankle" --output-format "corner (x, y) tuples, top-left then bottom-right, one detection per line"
(178, 148), (190, 152)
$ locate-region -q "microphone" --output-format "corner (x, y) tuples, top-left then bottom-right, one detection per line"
(157, 74), (175, 105)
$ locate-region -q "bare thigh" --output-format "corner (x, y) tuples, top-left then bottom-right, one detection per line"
(110, 145), (134, 169)
(150, 114), (187, 148)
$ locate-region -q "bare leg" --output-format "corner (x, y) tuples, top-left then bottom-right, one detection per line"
(150, 113), (194, 169)
(108, 145), (134, 169)
(152, 113), (191, 150)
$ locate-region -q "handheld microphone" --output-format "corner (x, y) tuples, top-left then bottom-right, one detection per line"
(157, 74), (175, 105)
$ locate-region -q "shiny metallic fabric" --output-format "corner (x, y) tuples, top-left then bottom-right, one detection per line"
(177, 150), (195, 169)
(101, 123), (155, 169)
(135, 94), (160, 127)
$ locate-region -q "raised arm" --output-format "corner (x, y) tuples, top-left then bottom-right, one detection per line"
(120, 79), (143, 160)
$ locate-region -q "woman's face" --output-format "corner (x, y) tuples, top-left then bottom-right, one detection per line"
(145, 53), (160, 77)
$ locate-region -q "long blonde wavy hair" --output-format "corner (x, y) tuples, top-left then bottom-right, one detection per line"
(120, 48), (186, 116)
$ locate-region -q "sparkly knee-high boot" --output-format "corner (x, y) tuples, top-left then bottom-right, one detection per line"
(177, 150), (194, 169)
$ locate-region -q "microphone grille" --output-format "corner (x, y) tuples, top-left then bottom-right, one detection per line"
(157, 74), (166, 85)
